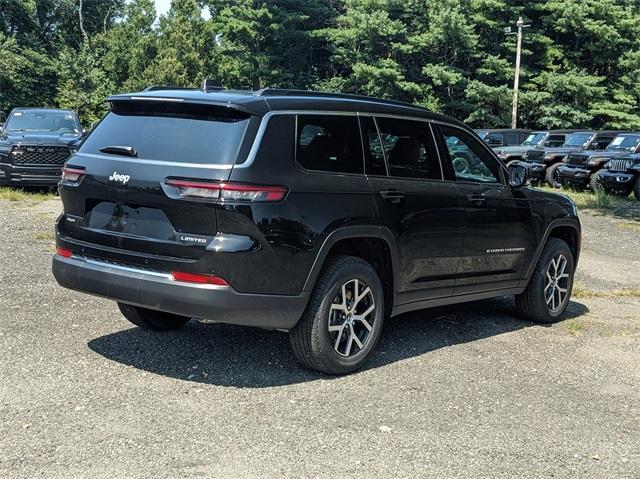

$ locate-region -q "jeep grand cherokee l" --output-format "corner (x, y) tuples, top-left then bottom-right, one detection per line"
(52, 84), (581, 374)
(0, 108), (82, 186)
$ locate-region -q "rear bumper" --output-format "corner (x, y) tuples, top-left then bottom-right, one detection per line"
(557, 165), (590, 185)
(0, 162), (62, 186)
(599, 171), (635, 188)
(52, 254), (308, 330)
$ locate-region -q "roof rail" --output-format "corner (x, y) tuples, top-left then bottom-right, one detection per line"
(201, 79), (225, 92)
(143, 85), (196, 92)
(254, 88), (426, 110)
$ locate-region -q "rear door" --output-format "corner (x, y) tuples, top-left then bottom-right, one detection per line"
(434, 124), (535, 294)
(58, 100), (256, 268)
(361, 116), (464, 303)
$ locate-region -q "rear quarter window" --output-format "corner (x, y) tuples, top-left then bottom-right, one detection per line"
(295, 115), (364, 174)
(80, 101), (251, 165)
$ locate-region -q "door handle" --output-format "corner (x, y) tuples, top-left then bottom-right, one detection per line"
(466, 194), (487, 207)
(380, 190), (406, 205)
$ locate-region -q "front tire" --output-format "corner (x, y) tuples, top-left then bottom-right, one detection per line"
(545, 163), (562, 188)
(634, 176), (640, 201)
(515, 238), (575, 323)
(589, 171), (603, 192)
(290, 255), (385, 375)
(117, 303), (191, 331)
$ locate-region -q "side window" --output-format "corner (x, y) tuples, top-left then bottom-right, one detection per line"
(485, 134), (504, 147)
(439, 125), (502, 184)
(296, 115), (363, 174)
(375, 117), (442, 180)
(359, 116), (387, 175)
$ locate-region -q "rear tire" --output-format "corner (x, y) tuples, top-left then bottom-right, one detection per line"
(545, 163), (562, 188)
(634, 176), (640, 201)
(290, 255), (385, 375)
(515, 238), (575, 324)
(117, 303), (191, 331)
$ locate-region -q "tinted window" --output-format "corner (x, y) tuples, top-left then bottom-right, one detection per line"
(439, 125), (501, 183)
(6, 110), (80, 133)
(81, 101), (249, 165)
(296, 115), (363, 174)
(523, 132), (546, 145)
(606, 134), (640, 152)
(375, 117), (441, 180)
(546, 135), (566, 147)
(360, 116), (387, 175)
(485, 134), (504, 147)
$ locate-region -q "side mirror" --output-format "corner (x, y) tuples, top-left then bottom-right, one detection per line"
(508, 162), (529, 188)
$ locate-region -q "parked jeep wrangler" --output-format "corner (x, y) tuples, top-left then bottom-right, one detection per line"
(599, 154), (640, 199)
(475, 129), (531, 148)
(0, 108), (83, 186)
(52, 83), (581, 374)
(494, 130), (576, 165)
(558, 133), (640, 190)
(522, 131), (618, 187)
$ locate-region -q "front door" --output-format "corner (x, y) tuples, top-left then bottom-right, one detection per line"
(360, 116), (465, 304)
(434, 124), (535, 295)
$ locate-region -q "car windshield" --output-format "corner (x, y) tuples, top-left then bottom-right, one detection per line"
(522, 132), (546, 145)
(6, 110), (80, 133)
(605, 135), (640, 152)
(563, 133), (593, 147)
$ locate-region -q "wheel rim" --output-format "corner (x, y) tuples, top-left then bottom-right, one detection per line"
(544, 254), (570, 313)
(328, 279), (376, 357)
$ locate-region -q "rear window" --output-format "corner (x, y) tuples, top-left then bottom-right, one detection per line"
(80, 101), (250, 165)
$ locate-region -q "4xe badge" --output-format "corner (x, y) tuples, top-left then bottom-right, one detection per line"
(108, 171), (130, 185)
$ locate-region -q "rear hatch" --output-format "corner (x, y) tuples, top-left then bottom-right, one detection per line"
(58, 100), (257, 268)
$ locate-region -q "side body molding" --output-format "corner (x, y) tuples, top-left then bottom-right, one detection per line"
(302, 225), (399, 293)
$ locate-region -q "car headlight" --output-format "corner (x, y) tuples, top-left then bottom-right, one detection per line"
(624, 159), (634, 169)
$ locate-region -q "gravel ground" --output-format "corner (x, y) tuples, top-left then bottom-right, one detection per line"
(0, 198), (638, 478)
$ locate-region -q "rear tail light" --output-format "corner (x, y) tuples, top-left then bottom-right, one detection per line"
(171, 271), (229, 286)
(56, 247), (73, 258)
(164, 179), (287, 202)
(61, 166), (86, 184)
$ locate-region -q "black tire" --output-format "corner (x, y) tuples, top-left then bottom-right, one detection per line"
(117, 303), (191, 331)
(545, 162), (562, 188)
(589, 171), (603, 192)
(515, 238), (575, 323)
(289, 255), (385, 375)
(634, 176), (640, 201)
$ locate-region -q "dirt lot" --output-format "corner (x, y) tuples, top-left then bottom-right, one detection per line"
(1, 196), (638, 478)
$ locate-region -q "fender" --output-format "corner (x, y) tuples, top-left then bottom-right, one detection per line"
(523, 217), (581, 281)
(302, 225), (399, 293)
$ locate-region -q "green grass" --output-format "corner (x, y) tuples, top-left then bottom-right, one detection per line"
(33, 231), (56, 241)
(0, 187), (55, 203)
(565, 319), (585, 335)
(572, 282), (640, 299)
(537, 186), (640, 219)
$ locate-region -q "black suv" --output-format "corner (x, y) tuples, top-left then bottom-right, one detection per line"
(0, 108), (83, 186)
(558, 133), (640, 190)
(523, 131), (618, 187)
(475, 129), (531, 148)
(599, 155), (640, 199)
(52, 85), (581, 374)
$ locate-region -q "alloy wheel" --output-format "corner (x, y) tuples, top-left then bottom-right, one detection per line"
(328, 279), (376, 357)
(544, 254), (570, 313)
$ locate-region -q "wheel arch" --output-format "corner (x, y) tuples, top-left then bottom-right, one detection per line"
(302, 226), (398, 314)
(525, 219), (581, 280)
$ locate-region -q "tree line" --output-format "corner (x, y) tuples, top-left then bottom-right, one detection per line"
(2, 0), (640, 129)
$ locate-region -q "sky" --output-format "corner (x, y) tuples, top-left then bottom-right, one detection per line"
(154, 0), (171, 16)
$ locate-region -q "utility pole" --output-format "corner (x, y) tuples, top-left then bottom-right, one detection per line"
(505, 17), (530, 129)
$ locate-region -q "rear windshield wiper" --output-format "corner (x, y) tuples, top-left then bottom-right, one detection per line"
(99, 145), (138, 157)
